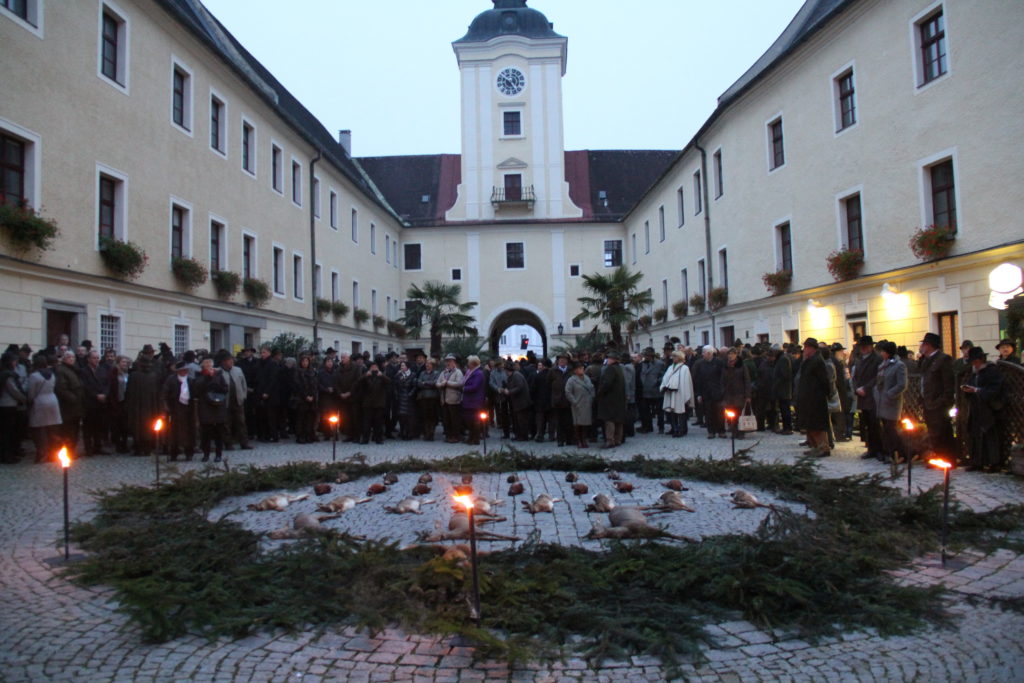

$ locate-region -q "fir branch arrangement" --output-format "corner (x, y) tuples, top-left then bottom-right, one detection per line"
(826, 248), (864, 282)
(330, 300), (350, 321)
(0, 200), (59, 252)
(689, 293), (705, 314)
(761, 269), (792, 296)
(171, 256), (208, 290)
(315, 297), (332, 319)
(671, 299), (688, 319)
(909, 224), (956, 262)
(243, 277), (271, 307)
(99, 236), (148, 280)
(372, 314), (386, 330)
(707, 287), (728, 311)
(353, 307), (370, 325)
(652, 307), (668, 324)
(211, 270), (241, 299)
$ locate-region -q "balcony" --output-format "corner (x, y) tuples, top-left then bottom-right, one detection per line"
(491, 184), (535, 209)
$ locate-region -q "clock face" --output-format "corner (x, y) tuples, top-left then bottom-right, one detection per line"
(496, 68), (525, 96)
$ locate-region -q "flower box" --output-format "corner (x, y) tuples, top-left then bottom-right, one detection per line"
(761, 269), (792, 296)
(0, 200), (59, 252)
(689, 293), (706, 314)
(243, 277), (271, 307)
(909, 224), (956, 262)
(652, 307), (668, 323)
(171, 256), (208, 290)
(707, 287), (728, 312)
(211, 270), (241, 299)
(825, 248), (864, 282)
(671, 300), (688, 319)
(99, 236), (148, 280)
(330, 300), (350, 320)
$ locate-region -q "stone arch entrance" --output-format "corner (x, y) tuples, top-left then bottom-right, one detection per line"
(488, 307), (547, 359)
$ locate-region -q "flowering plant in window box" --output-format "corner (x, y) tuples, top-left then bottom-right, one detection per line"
(689, 293), (706, 315)
(671, 300), (688, 319)
(315, 297), (332, 319)
(99, 236), (148, 280)
(387, 320), (408, 339)
(707, 287), (729, 312)
(909, 224), (956, 262)
(171, 256), (208, 290)
(352, 307), (370, 326)
(825, 248), (864, 282)
(652, 307), (668, 324)
(242, 277), (271, 307)
(372, 314), (386, 330)
(761, 269), (792, 296)
(330, 300), (350, 320)
(636, 314), (653, 330)
(0, 199), (59, 252)
(625, 319), (637, 334)
(211, 270), (241, 299)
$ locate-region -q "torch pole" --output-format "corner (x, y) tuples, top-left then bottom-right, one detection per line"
(941, 465), (950, 567)
(906, 450), (912, 495)
(468, 504), (481, 627)
(332, 421), (338, 463)
(730, 418), (736, 458)
(62, 465), (70, 561)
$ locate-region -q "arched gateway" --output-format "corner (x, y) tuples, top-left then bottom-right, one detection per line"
(487, 307), (548, 359)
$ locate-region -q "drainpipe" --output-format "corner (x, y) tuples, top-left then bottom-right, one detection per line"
(695, 141), (715, 343)
(309, 149), (322, 350)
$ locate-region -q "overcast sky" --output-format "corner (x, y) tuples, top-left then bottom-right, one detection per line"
(201, 0), (806, 157)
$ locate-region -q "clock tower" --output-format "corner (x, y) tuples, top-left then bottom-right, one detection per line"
(446, 0), (582, 222)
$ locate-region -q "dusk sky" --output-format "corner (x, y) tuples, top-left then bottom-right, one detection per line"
(201, 0), (807, 157)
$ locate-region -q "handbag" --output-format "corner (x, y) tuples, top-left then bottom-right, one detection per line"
(738, 399), (757, 432)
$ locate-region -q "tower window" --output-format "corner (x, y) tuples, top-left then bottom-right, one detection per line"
(503, 111), (522, 136)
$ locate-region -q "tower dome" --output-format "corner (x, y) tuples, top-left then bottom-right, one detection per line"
(455, 0), (564, 43)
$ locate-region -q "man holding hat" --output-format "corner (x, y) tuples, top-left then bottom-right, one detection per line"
(161, 360), (196, 461)
(918, 332), (955, 459)
(996, 339), (1021, 365)
(962, 346), (1006, 471)
(851, 335), (883, 459)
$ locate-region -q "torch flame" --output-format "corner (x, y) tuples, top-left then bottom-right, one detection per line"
(901, 418), (915, 431)
(948, 407), (958, 418)
(57, 447), (70, 469)
(724, 409), (737, 420)
(153, 417), (164, 433)
(478, 411), (489, 422)
(928, 458), (953, 470)
(453, 494), (474, 510)
(328, 414), (339, 425)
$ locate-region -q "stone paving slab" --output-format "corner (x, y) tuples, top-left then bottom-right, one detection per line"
(2, 429), (1024, 681)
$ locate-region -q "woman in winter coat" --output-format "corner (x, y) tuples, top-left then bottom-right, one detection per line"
(126, 354), (163, 456)
(54, 351), (84, 457)
(291, 355), (319, 444)
(316, 357), (337, 439)
(395, 362), (418, 440)
(873, 340), (908, 463)
(660, 350), (694, 438)
(720, 349), (751, 438)
(415, 359), (441, 440)
(27, 354), (61, 463)
(563, 363), (595, 448)
(194, 358), (229, 461)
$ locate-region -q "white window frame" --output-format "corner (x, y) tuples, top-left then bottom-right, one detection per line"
(241, 229), (257, 279)
(385, 295), (391, 320)
(681, 268), (688, 302)
(765, 112), (785, 173)
(351, 208), (358, 243)
(292, 251), (304, 301)
(95, 162), (128, 247)
(240, 117), (256, 177)
(352, 280), (360, 308)
(329, 189), (338, 229)
(712, 148), (723, 199)
(371, 289), (378, 316)
(270, 141), (283, 194)
(208, 213), (228, 272)
(271, 243), (285, 297)
(290, 157), (302, 207)
(644, 221), (650, 254)
(311, 175), (320, 218)
(385, 234), (390, 263)
(676, 186), (685, 227)
(314, 263), (322, 298)
(917, 147), (961, 233)
(773, 216), (794, 273)
(209, 87), (228, 158)
(97, 309), (124, 356)
(500, 109), (525, 139)
(504, 241), (526, 271)
(370, 223), (376, 254)
(392, 241), (398, 268)
(172, 322), (190, 357)
(167, 196), (193, 262)
(169, 56), (193, 136)
(692, 170), (702, 214)
(658, 205), (666, 242)
(661, 279), (669, 310)
(717, 246), (729, 291)
(831, 61), (858, 136)
(330, 270), (339, 302)
(403, 242), (422, 271)
(833, 187), (866, 256)
(631, 233), (637, 264)
(910, 2), (951, 93)
(0, 117), (42, 209)
(697, 258), (706, 297)
(97, 1), (129, 93)
(1, 0), (43, 38)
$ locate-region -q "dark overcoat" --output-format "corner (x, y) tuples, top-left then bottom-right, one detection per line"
(796, 352), (830, 431)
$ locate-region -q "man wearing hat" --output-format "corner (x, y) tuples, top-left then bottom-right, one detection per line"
(218, 350), (252, 450)
(851, 335), (883, 459)
(548, 352), (574, 446)
(436, 354), (464, 443)
(996, 339), (1021, 365)
(161, 360), (196, 461)
(596, 351), (627, 448)
(953, 340), (973, 387)
(918, 332), (955, 459)
(796, 338), (832, 456)
(962, 346), (1006, 471)
(638, 347), (667, 433)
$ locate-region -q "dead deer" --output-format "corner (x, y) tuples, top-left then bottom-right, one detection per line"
(507, 481), (525, 496)
(412, 483), (432, 496)
(384, 497), (436, 514)
(521, 493), (560, 514)
(247, 493), (310, 512)
(586, 493), (616, 513)
(662, 479), (689, 492)
(644, 491), (695, 513)
(316, 495), (370, 513)
(335, 472), (351, 484)
(266, 513), (366, 540)
(586, 507), (698, 542)
(571, 482), (589, 496)
(343, 453), (367, 466)
(313, 483), (332, 496)
(366, 483), (388, 496)
(418, 473), (433, 484)
(606, 469), (621, 481)
(613, 481), (634, 494)
(565, 472), (579, 482)
(383, 472), (399, 485)
(730, 489), (775, 510)
(417, 515), (519, 542)
(506, 474), (520, 483)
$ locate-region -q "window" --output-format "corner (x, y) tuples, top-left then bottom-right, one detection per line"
(169, 204), (188, 260)
(644, 221), (650, 254)
(312, 176), (320, 217)
(569, 264), (580, 277)
(681, 268), (688, 301)
(385, 234), (390, 262)
(698, 259), (706, 296)
(210, 94), (225, 154)
(272, 246), (284, 295)
(371, 289), (377, 315)
(173, 324), (189, 356)
(1, 133), (26, 205)
(631, 233), (637, 264)
(352, 281), (359, 308)
(329, 190), (338, 228)
(720, 326), (735, 347)
(1, 0), (41, 31)
(676, 187), (685, 226)
(171, 61), (192, 132)
(386, 296), (391, 318)
(930, 159), (957, 229)
(768, 117), (785, 169)
(271, 144), (282, 192)
(404, 243), (422, 271)
(777, 222), (793, 272)
(314, 265), (322, 298)
(719, 249), (728, 290)
(293, 254), (304, 299)
(661, 279), (668, 309)
(842, 195), (863, 252)
(99, 5), (128, 89)
(97, 172), (124, 241)
(503, 111), (522, 136)
(835, 68), (856, 131)
(370, 224), (376, 254)
(451, 268), (462, 281)
(603, 240), (622, 267)
(99, 314), (120, 354)
(331, 271), (339, 301)
(504, 174), (522, 201)
(209, 219), (224, 271)
(693, 170), (702, 214)
(505, 242), (525, 269)
(936, 311), (959, 357)
(241, 120), (255, 174)
(713, 149), (723, 198)
(392, 241), (398, 268)
(291, 160), (301, 205)
(919, 9), (947, 85)
(658, 206), (666, 242)
(242, 234), (254, 279)
(351, 208), (358, 242)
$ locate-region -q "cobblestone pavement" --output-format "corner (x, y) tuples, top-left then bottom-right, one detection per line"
(2, 428), (1023, 682)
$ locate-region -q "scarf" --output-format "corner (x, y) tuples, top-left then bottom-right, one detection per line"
(177, 375), (190, 405)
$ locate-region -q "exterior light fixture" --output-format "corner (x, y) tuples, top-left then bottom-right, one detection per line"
(988, 263), (1022, 310)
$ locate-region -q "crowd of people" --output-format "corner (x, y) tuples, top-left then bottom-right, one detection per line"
(0, 332), (1018, 472)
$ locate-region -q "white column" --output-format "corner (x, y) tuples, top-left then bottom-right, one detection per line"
(551, 230), (566, 327)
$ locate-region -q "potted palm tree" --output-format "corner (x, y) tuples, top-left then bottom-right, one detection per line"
(574, 266), (654, 348)
(400, 280), (478, 359)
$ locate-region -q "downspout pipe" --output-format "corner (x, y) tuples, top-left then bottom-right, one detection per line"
(695, 142), (715, 343)
(309, 149), (322, 351)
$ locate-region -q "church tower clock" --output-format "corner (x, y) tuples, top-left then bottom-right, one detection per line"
(446, 0), (582, 222)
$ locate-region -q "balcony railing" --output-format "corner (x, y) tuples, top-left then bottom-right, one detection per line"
(491, 185), (535, 208)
